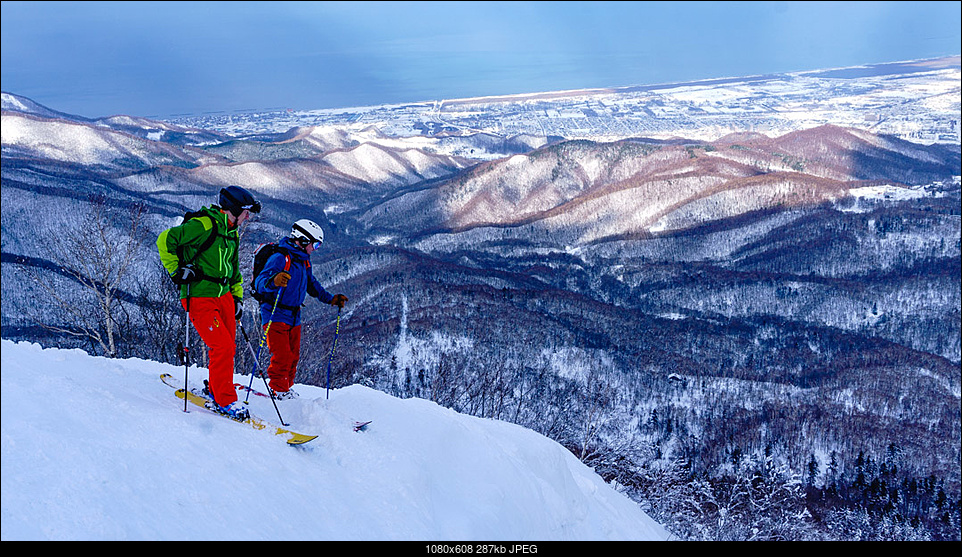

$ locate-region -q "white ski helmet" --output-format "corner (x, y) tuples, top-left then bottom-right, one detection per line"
(291, 219), (324, 245)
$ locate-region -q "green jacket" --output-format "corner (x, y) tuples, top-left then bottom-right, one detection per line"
(156, 206), (244, 300)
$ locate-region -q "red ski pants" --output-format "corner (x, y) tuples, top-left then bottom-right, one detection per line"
(264, 322), (301, 393)
(182, 293), (238, 406)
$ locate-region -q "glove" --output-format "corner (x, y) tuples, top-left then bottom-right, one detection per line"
(170, 264), (198, 285)
(330, 294), (348, 309)
(273, 272), (291, 288)
(234, 297), (243, 320)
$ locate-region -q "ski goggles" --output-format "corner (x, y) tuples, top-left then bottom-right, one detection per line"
(240, 200), (262, 214)
(295, 238), (323, 250)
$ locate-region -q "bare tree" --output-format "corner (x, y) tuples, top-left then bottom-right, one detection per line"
(577, 363), (617, 462)
(133, 256), (188, 363)
(26, 197), (147, 357)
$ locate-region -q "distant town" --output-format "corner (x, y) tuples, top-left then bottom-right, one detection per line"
(169, 57), (961, 146)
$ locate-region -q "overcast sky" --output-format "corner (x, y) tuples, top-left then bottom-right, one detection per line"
(1, 1), (959, 119)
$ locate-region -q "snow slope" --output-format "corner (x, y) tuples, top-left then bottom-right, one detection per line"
(0, 340), (669, 541)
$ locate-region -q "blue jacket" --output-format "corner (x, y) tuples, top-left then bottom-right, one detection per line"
(254, 237), (333, 326)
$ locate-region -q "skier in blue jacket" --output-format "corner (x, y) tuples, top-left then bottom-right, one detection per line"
(254, 219), (347, 398)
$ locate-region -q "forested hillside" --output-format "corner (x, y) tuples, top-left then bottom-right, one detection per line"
(2, 93), (959, 540)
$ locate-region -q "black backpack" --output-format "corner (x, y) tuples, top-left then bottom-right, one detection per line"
(250, 242), (292, 303)
(177, 209), (232, 286)
(179, 210), (218, 264)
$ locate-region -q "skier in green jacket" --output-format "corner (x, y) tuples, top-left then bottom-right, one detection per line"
(157, 186), (261, 420)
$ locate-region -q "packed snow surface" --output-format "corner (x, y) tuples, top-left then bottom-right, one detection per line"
(0, 340), (669, 541)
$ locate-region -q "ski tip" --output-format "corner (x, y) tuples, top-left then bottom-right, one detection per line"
(160, 373), (180, 389)
(353, 420), (372, 432)
(287, 435), (318, 446)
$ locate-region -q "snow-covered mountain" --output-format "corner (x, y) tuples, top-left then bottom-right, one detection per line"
(358, 125), (960, 245)
(3, 78), (960, 540)
(0, 339), (670, 541)
(1, 91), (232, 147)
(0, 110), (215, 171)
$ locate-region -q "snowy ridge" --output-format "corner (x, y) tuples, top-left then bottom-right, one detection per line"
(0, 340), (669, 541)
(0, 111), (212, 170)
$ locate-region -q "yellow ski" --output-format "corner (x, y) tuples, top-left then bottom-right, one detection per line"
(161, 373), (317, 445)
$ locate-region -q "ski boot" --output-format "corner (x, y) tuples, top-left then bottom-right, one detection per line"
(201, 380), (250, 421)
(273, 389), (299, 400)
(205, 399), (251, 421)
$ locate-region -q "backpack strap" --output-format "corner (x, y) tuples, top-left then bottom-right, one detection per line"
(258, 249), (301, 315)
(274, 253), (300, 313)
(178, 212), (233, 286)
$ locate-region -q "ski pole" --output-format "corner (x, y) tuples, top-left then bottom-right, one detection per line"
(239, 321), (288, 426)
(325, 306), (342, 400)
(180, 283), (191, 413)
(246, 286), (284, 401)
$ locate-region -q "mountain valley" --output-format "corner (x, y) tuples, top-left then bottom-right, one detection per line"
(2, 60), (960, 539)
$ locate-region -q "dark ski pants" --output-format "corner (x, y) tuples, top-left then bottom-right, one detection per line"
(265, 322), (301, 393)
(182, 293), (239, 406)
